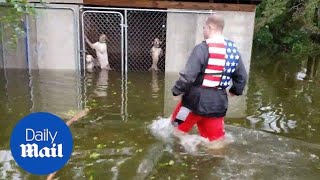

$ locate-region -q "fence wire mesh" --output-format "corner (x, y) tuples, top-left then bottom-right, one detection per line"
(127, 11), (167, 72)
(82, 11), (123, 71)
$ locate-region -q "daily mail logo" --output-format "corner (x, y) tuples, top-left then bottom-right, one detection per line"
(21, 129), (62, 158)
(10, 112), (73, 175)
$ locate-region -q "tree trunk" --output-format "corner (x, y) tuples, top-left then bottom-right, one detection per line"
(305, 56), (315, 80)
(317, 3), (320, 26)
(272, 60), (281, 75)
(313, 55), (319, 78)
(310, 4), (320, 79)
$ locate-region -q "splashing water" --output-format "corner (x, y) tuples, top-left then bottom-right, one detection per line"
(148, 117), (175, 143)
(148, 117), (235, 154)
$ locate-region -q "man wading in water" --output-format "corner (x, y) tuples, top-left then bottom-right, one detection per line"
(171, 13), (248, 142)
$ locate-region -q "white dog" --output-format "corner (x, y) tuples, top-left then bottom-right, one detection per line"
(296, 68), (307, 80)
(149, 38), (163, 71)
(86, 54), (100, 72)
(85, 34), (111, 70)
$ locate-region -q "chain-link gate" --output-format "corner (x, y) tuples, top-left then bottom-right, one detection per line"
(127, 11), (167, 72)
(81, 11), (124, 72)
(81, 10), (127, 120)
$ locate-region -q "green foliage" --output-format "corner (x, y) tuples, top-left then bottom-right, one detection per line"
(254, 25), (274, 51)
(254, 0), (320, 58)
(0, 0), (43, 48)
(255, 0), (290, 31)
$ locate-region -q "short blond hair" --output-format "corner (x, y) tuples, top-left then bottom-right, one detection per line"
(206, 13), (225, 31)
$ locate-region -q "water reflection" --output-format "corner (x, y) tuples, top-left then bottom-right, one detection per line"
(151, 70), (160, 99)
(93, 69), (109, 98)
(28, 70), (83, 118)
(125, 71), (164, 119)
(243, 59), (320, 143)
(0, 150), (21, 179)
(84, 70), (126, 118)
(134, 143), (166, 180)
(1, 69), (32, 115)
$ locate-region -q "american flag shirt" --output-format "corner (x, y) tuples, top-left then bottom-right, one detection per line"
(202, 36), (240, 89)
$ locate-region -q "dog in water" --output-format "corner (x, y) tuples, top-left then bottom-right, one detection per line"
(149, 38), (163, 71)
(85, 34), (111, 70)
(296, 68), (307, 81)
(86, 54), (101, 72)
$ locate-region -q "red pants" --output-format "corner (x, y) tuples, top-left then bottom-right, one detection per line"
(171, 101), (225, 141)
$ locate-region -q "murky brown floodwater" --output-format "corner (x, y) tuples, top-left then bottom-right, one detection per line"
(0, 55), (320, 179)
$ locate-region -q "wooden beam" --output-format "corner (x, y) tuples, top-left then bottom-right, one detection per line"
(83, 0), (256, 12)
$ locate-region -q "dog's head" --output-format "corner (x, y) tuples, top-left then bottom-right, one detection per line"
(86, 55), (93, 63)
(301, 68), (307, 73)
(99, 34), (107, 43)
(152, 38), (162, 47)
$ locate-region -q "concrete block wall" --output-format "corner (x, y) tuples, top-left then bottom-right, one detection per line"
(28, 4), (81, 70)
(164, 13), (197, 73)
(0, 3), (81, 70)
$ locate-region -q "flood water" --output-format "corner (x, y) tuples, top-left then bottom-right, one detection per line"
(0, 56), (320, 179)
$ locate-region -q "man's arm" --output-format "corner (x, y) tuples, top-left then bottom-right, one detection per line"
(171, 45), (204, 96)
(229, 55), (248, 96)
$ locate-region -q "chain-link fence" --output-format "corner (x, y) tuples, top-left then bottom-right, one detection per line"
(81, 9), (167, 73)
(81, 11), (124, 72)
(127, 10), (167, 72)
(80, 8), (215, 74)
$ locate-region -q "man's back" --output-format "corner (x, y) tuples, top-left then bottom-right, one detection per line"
(172, 39), (247, 117)
(170, 13), (248, 142)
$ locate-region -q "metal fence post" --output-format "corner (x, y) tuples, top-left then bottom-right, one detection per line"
(0, 22), (4, 69)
